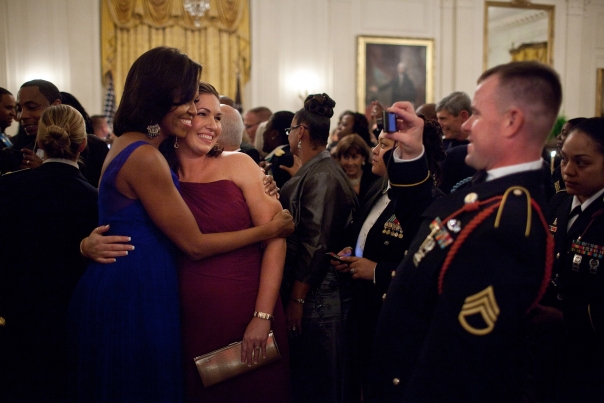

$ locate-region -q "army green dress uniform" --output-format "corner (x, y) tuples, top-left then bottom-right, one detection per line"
(367, 153), (552, 402)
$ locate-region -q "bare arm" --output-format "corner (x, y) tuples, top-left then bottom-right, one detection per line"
(227, 154), (286, 364)
(83, 145), (292, 262)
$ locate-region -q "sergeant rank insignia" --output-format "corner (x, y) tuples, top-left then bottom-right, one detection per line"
(458, 285), (500, 336)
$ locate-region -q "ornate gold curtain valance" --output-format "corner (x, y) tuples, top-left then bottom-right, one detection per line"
(101, 0), (250, 103)
(509, 42), (548, 64)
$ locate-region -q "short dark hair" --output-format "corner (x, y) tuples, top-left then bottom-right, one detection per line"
(336, 133), (370, 163)
(479, 61), (562, 125)
(268, 111), (295, 145)
(294, 93), (336, 146)
(340, 111), (372, 147)
(565, 117), (588, 132)
(113, 47), (201, 136)
(0, 87), (12, 97)
(20, 79), (60, 104)
(247, 106), (272, 122)
(570, 118), (604, 155)
(60, 92), (94, 134)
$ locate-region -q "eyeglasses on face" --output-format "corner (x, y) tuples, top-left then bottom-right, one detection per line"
(285, 124), (309, 136)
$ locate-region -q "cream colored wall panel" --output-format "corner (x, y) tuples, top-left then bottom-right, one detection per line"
(360, 0), (429, 33)
(330, 0), (356, 118)
(454, 0), (482, 99)
(597, 11), (604, 49)
(0, 0), (101, 118)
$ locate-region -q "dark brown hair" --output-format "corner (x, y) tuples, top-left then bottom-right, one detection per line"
(294, 93), (336, 146)
(335, 133), (370, 163)
(113, 47), (201, 136)
(479, 61), (562, 123)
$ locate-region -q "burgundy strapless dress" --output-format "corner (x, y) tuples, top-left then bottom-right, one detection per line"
(179, 180), (291, 403)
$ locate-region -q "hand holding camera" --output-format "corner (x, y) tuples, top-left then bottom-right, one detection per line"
(382, 101), (425, 160)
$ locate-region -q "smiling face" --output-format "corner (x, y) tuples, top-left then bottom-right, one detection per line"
(462, 75), (505, 171)
(17, 86), (53, 137)
(0, 93), (16, 131)
(371, 132), (395, 177)
(339, 152), (364, 179)
(159, 96), (196, 139)
(437, 110), (466, 140)
(179, 93), (222, 156)
(561, 129), (604, 203)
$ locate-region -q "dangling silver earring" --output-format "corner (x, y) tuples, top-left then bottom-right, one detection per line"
(147, 123), (160, 139)
(297, 140), (302, 151)
(174, 137), (179, 149)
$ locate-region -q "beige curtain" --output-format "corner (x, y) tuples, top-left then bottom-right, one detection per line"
(510, 42), (548, 64)
(101, 0), (250, 103)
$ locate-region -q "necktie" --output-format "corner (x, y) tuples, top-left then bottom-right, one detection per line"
(567, 205), (582, 232)
(569, 205), (582, 219)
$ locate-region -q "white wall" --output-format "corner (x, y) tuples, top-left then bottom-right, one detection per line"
(247, 0), (603, 122)
(1, 0), (602, 134)
(0, 0), (101, 134)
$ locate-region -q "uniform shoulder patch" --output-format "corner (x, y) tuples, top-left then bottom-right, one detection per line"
(494, 186), (532, 236)
(458, 285), (500, 336)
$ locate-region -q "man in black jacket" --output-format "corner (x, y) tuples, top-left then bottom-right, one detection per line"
(9, 80), (107, 185)
(367, 61), (562, 402)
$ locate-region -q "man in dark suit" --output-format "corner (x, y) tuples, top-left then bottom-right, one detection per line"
(367, 61), (562, 402)
(10, 80), (108, 185)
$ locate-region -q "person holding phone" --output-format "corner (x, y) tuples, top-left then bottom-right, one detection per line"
(279, 93), (358, 403)
(330, 121), (444, 402)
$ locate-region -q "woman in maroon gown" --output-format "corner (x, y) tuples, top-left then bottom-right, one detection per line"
(165, 82), (290, 402)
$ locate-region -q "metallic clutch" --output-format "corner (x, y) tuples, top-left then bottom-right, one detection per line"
(194, 331), (281, 387)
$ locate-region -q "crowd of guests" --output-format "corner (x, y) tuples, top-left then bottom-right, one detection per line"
(0, 46), (603, 403)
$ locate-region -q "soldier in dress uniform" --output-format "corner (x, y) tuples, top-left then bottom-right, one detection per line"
(539, 117), (604, 402)
(366, 61), (562, 402)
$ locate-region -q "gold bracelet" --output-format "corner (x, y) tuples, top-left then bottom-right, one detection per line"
(253, 311), (274, 321)
(79, 238), (89, 259)
(290, 297), (305, 304)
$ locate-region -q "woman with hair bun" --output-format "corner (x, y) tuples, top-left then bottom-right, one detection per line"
(279, 93), (358, 403)
(0, 104), (99, 401)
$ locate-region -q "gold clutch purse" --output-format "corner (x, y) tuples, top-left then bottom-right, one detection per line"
(194, 331), (281, 387)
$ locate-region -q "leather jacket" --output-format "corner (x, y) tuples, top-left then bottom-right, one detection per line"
(280, 150), (358, 289)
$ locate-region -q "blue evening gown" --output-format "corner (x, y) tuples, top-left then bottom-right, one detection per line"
(69, 141), (183, 402)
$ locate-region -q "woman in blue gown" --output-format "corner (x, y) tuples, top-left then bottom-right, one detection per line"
(70, 47), (292, 402)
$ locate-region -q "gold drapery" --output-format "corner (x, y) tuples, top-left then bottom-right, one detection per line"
(101, 0), (250, 103)
(509, 42), (548, 64)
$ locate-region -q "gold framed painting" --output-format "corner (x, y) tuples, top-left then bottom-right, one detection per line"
(597, 69), (604, 117)
(357, 36), (434, 114)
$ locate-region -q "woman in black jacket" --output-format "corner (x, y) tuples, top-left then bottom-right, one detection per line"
(279, 93), (358, 403)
